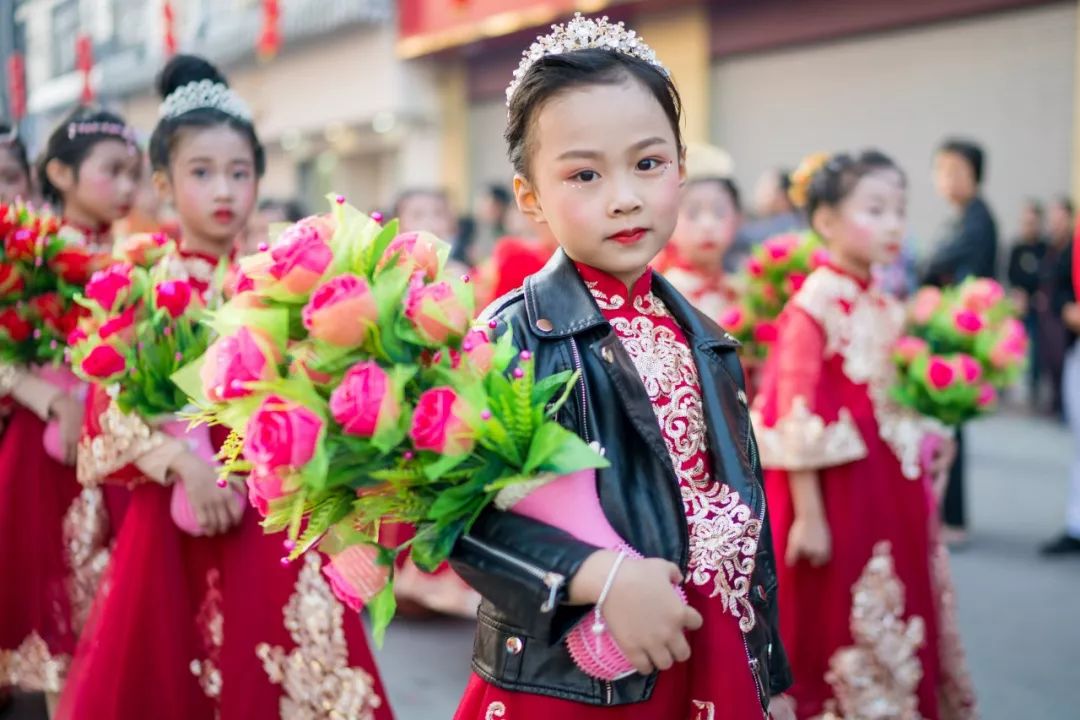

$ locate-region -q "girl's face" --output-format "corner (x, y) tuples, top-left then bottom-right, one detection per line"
(399, 193), (456, 240)
(1048, 202), (1073, 240)
(817, 169), (906, 275)
(158, 125), (258, 248)
(66, 139), (140, 223)
(0, 146), (31, 202)
(514, 77), (684, 287)
(671, 180), (739, 271)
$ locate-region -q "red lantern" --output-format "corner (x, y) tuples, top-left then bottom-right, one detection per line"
(6, 53), (26, 121)
(257, 0), (281, 60)
(163, 1), (177, 57)
(76, 34), (94, 105)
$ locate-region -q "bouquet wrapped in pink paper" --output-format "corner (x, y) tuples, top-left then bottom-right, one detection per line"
(173, 195), (607, 641)
(719, 230), (829, 359)
(892, 278), (1028, 425)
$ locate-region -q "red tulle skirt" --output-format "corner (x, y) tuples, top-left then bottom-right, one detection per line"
(765, 434), (941, 720)
(56, 483), (394, 720)
(0, 407), (83, 692)
(454, 586), (764, 720)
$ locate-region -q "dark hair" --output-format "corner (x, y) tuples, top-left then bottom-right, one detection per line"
(777, 169), (793, 194)
(1024, 198), (1044, 218)
(505, 49), (683, 178)
(0, 123), (31, 184)
(36, 107), (137, 206)
(688, 176), (741, 212)
(1052, 195), (1074, 217)
(938, 138), (984, 185)
(806, 150), (905, 228)
(258, 197), (306, 222)
(149, 54), (265, 176)
(392, 187), (449, 217)
(487, 183), (512, 207)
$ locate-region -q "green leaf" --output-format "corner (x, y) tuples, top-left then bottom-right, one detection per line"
(367, 580), (397, 647)
(525, 421), (609, 475)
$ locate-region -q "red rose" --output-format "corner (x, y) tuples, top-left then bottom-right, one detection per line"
(80, 343), (128, 380)
(926, 356), (957, 391)
(28, 293), (64, 333)
(50, 247), (105, 285)
(0, 263), (24, 297)
(98, 305), (138, 342)
(0, 307), (31, 342)
(4, 228), (38, 262)
(753, 320), (778, 344)
(85, 264), (135, 312)
(154, 279), (195, 319)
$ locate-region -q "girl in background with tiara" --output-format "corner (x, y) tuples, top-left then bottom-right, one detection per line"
(58, 56), (392, 720)
(752, 151), (976, 719)
(0, 109), (139, 709)
(450, 15), (794, 720)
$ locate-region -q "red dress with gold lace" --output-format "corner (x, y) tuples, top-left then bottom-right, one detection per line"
(652, 246), (738, 325)
(0, 221), (120, 695)
(753, 265), (977, 720)
(56, 248), (393, 720)
(455, 265), (765, 720)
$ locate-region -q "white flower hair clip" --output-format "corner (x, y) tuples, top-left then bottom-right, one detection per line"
(159, 80), (253, 123)
(505, 13), (667, 108)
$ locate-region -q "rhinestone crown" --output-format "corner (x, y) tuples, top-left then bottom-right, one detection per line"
(159, 80), (253, 123)
(506, 13), (667, 107)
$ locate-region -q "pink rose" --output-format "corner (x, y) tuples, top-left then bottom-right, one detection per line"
(98, 305), (138, 342)
(200, 327), (279, 402)
(989, 318), (1029, 369)
(746, 257), (764, 278)
(461, 329), (495, 374)
(763, 237), (793, 263)
(409, 387), (475, 455)
(267, 217), (335, 297)
(893, 336), (929, 365)
(377, 231), (443, 282)
(760, 284), (779, 305)
(926, 356), (956, 391)
(247, 466), (288, 516)
(960, 278), (1006, 313)
(809, 247), (831, 270)
(753, 321), (778, 344)
(786, 272), (807, 295)
(955, 354), (982, 384)
(243, 394), (323, 470)
(80, 343), (128, 380)
(953, 309), (984, 335)
(322, 545), (390, 612)
(301, 274), (378, 347)
(720, 306), (748, 335)
(405, 276), (471, 345)
(154, 279), (195, 319)
(911, 286), (942, 326)
(977, 383), (998, 409)
(116, 232), (171, 267)
(330, 361), (401, 437)
(85, 264), (134, 312)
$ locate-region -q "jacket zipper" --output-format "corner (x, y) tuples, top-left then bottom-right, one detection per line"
(461, 535), (565, 612)
(569, 338), (591, 443)
(741, 459), (768, 717)
(603, 680), (613, 704)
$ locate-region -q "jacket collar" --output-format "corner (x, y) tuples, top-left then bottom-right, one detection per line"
(524, 248), (740, 351)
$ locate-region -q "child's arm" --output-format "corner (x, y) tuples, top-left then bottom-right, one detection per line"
(785, 470), (830, 566)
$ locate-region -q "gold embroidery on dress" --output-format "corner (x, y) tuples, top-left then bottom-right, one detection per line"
(63, 486), (110, 633)
(162, 252), (217, 287)
(819, 542), (925, 720)
(611, 292), (760, 632)
(256, 553), (384, 719)
(584, 280), (626, 311)
(751, 397), (868, 471)
(77, 400), (164, 487)
(794, 269), (946, 480)
(931, 541), (978, 720)
(692, 699), (717, 720)
(191, 568), (224, 703)
(484, 701), (508, 720)
(0, 632), (70, 693)
(0, 362), (20, 396)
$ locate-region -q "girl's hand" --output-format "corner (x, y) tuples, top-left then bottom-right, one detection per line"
(602, 557), (702, 675)
(171, 452), (244, 535)
(769, 694), (797, 720)
(48, 393), (84, 466)
(786, 513), (831, 567)
(926, 434), (957, 502)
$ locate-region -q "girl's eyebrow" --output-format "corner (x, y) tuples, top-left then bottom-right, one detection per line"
(556, 136), (668, 161)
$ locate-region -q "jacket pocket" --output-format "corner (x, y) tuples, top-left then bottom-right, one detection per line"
(474, 607), (529, 684)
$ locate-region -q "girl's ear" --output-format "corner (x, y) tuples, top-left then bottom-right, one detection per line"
(44, 159), (75, 197)
(678, 145), (688, 189)
(812, 205), (838, 243)
(513, 174), (547, 226)
(152, 169), (172, 205)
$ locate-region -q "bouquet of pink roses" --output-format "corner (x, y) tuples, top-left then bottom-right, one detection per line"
(173, 195), (606, 639)
(891, 278), (1027, 425)
(719, 230), (829, 358)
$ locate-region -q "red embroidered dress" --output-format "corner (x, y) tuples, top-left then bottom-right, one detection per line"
(455, 265), (765, 720)
(653, 246), (739, 325)
(0, 221), (118, 695)
(57, 247), (393, 720)
(753, 265), (977, 720)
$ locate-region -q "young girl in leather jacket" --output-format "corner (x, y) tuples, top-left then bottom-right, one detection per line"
(449, 15), (794, 720)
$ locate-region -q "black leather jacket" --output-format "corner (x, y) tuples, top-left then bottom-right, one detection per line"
(449, 250), (792, 710)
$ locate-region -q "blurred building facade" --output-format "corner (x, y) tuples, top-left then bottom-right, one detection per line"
(3, 0), (1078, 244)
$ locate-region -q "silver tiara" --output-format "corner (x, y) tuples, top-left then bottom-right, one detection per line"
(505, 13), (667, 107)
(159, 80), (253, 123)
